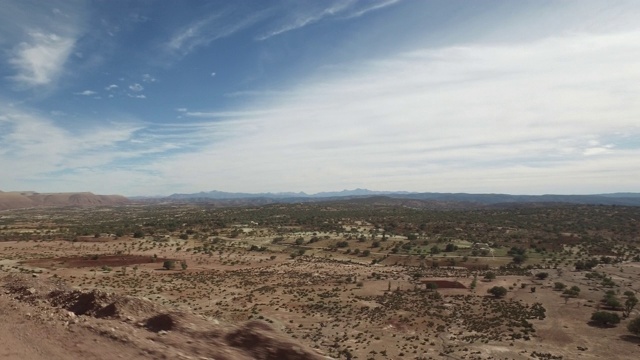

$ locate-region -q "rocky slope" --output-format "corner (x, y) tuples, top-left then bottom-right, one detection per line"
(0, 274), (327, 360)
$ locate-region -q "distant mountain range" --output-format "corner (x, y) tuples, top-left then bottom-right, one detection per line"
(0, 191), (129, 210)
(3, 189), (638, 211)
(135, 189), (640, 207)
(161, 188), (412, 200)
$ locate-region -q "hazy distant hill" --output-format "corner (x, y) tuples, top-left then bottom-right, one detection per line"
(0, 191), (130, 210)
(393, 192), (640, 206)
(165, 188), (412, 200)
(155, 189), (640, 207)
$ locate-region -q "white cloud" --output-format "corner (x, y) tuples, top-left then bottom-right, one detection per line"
(128, 94), (146, 99)
(0, 105), (142, 182)
(144, 29), (640, 194)
(0, 103), (189, 194)
(74, 90), (96, 96)
(105, 84), (118, 91)
(8, 31), (75, 88)
(211, 72), (216, 77)
(128, 83), (144, 92)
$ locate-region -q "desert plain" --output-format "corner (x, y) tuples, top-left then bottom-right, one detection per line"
(1, 201), (639, 359)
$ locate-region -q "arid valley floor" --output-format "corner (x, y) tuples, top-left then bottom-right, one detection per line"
(1, 201), (639, 359)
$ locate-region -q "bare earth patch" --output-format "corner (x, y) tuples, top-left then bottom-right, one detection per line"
(23, 255), (166, 269)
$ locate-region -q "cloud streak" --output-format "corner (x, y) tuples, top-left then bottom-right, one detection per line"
(165, 9), (269, 58)
(257, 0), (401, 40)
(342, 0), (401, 19)
(0, 104), (167, 192)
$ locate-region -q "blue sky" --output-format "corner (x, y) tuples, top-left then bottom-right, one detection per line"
(1, 0), (639, 196)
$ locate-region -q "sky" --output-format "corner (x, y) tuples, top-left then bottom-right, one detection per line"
(1, 0), (639, 196)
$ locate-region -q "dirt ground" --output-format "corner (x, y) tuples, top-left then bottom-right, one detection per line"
(1, 234), (640, 359)
(0, 273), (325, 360)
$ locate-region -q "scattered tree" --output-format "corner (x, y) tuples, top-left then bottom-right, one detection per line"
(624, 296), (638, 318)
(535, 272), (549, 280)
(163, 260), (176, 270)
(603, 294), (623, 310)
(575, 258), (599, 271)
(488, 286), (508, 298)
(628, 316), (640, 336)
(554, 282), (566, 290)
(564, 286), (580, 297)
(590, 311), (621, 327)
(484, 272), (496, 281)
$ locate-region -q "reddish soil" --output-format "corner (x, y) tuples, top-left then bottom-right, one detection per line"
(74, 236), (117, 243)
(458, 263), (491, 271)
(421, 279), (467, 289)
(23, 255), (167, 268)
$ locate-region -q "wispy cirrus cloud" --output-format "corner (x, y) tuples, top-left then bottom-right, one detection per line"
(342, 0), (400, 19)
(161, 1), (400, 59)
(256, 0), (401, 40)
(256, 1), (354, 41)
(0, 102), (180, 193)
(0, 105), (139, 177)
(164, 9), (269, 58)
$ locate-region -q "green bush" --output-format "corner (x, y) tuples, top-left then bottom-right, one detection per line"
(590, 311), (620, 327)
(488, 286), (507, 298)
(554, 282), (566, 290)
(628, 316), (640, 335)
(163, 260), (176, 270)
(484, 272), (496, 281)
(535, 272), (549, 280)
